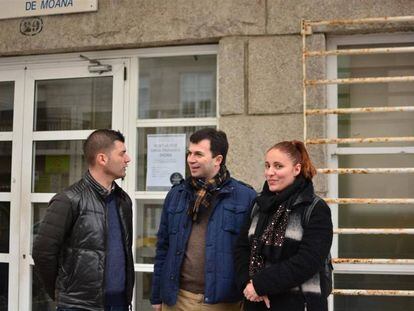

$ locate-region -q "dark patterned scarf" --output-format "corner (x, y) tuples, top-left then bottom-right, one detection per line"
(187, 165), (229, 222)
(249, 176), (306, 277)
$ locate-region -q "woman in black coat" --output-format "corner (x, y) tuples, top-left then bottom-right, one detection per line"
(234, 140), (333, 311)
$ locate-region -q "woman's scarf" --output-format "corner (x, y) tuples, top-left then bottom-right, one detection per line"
(249, 176), (306, 277)
(187, 165), (229, 222)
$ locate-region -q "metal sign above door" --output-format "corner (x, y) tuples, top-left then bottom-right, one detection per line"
(0, 0), (98, 20)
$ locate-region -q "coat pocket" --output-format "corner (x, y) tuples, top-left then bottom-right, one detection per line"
(222, 205), (246, 234)
(167, 203), (186, 235)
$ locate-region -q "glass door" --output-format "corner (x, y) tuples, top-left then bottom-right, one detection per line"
(0, 69), (25, 311)
(16, 59), (127, 311)
(0, 45), (218, 311)
(133, 54), (217, 310)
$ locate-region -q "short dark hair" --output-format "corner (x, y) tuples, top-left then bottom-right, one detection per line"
(189, 128), (228, 165)
(83, 129), (125, 165)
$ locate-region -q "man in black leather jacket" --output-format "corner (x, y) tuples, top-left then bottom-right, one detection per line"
(33, 129), (134, 311)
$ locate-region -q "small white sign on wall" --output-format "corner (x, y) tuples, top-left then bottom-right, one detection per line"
(0, 0), (98, 20)
(146, 134), (186, 191)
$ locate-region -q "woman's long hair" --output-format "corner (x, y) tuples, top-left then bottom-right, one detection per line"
(267, 140), (317, 180)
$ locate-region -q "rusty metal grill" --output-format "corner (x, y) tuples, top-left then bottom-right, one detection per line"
(318, 168), (414, 174)
(307, 75), (414, 85)
(332, 258), (414, 264)
(302, 15), (414, 301)
(306, 106), (414, 115)
(324, 198), (414, 204)
(333, 289), (414, 297)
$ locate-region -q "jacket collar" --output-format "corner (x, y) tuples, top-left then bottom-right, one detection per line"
(180, 175), (234, 195)
(84, 170), (118, 199)
(292, 180), (315, 207)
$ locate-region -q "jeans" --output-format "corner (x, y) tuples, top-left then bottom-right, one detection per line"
(57, 307), (128, 311)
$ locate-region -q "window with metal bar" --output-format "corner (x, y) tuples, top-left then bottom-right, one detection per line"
(302, 18), (414, 311)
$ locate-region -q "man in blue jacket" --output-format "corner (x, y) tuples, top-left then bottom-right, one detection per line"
(151, 128), (256, 311)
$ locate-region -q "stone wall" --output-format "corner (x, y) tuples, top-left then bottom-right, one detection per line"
(0, 0), (266, 55)
(218, 33), (327, 191)
(1, 0), (414, 56)
(1, 0), (414, 191)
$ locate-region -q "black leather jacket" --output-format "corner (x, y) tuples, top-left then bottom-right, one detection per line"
(33, 172), (134, 310)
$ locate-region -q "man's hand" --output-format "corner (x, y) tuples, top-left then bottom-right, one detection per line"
(152, 304), (162, 311)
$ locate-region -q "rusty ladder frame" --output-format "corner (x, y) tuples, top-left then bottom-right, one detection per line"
(301, 16), (414, 298)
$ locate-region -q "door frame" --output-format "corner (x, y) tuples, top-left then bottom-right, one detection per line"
(0, 69), (25, 311)
(0, 58), (128, 311)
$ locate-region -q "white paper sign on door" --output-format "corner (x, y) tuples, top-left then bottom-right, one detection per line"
(146, 134), (186, 191)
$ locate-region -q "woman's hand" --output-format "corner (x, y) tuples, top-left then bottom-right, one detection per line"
(243, 280), (271, 308)
(243, 280), (260, 301)
(262, 295), (271, 309)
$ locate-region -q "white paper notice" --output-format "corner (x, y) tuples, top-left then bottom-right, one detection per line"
(146, 134), (186, 191)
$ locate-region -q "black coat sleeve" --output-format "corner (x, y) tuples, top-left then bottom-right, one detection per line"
(234, 208), (254, 292)
(252, 200), (333, 296)
(32, 193), (75, 300)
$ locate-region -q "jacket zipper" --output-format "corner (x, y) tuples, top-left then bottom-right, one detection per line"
(203, 186), (231, 302)
(118, 197), (133, 305)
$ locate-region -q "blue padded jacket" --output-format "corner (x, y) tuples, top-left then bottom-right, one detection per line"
(150, 177), (256, 306)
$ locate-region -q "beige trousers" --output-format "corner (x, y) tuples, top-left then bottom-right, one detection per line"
(162, 289), (242, 311)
